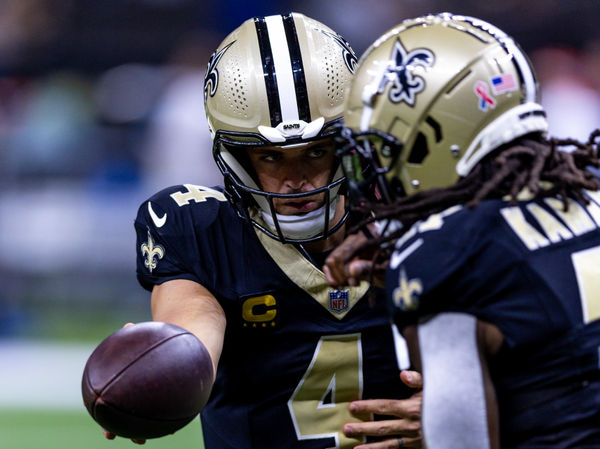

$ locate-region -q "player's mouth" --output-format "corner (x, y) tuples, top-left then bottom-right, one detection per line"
(283, 200), (319, 213)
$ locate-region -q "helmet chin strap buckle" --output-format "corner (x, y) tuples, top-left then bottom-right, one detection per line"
(258, 117), (325, 143)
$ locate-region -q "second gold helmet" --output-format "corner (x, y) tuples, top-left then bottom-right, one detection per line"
(340, 13), (548, 202)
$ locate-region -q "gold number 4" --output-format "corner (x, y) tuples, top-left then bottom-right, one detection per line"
(287, 334), (369, 449)
(169, 184), (226, 206)
(571, 245), (600, 323)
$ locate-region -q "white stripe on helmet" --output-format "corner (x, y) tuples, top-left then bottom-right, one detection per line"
(265, 15), (299, 122)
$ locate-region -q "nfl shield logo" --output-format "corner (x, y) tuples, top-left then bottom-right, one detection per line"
(329, 290), (349, 313)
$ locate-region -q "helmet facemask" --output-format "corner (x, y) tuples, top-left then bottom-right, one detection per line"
(336, 127), (405, 208)
(213, 121), (348, 243)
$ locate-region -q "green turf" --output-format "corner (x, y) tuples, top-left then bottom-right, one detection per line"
(0, 409), (205, 449)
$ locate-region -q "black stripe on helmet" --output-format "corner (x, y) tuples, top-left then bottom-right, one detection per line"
(254, 17), (282, 127)
(282, 13), (311, 123)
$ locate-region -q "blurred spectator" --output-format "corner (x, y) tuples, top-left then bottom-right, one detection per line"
(140, 34), (222, 192)
(3, 72), (98, 180)
(532, 46), (600, 141)
(0, 0), (72, 74)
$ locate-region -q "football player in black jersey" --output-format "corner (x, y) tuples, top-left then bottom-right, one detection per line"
(326, 13), (600, 449)
(123, 13), (423, 449)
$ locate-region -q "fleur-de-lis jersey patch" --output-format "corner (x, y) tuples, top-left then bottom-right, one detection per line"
(392, 268), (423, 311)
(140, 229), (165, 273)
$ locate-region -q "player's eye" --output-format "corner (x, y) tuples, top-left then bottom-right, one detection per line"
(307, 148), (327, 159)
(260, 151), (282, 162)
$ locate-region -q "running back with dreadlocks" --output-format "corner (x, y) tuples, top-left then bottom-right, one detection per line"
(327, 12), (600, 449)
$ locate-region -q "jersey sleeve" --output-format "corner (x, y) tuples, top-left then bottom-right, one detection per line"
(134, 184), (229, 292)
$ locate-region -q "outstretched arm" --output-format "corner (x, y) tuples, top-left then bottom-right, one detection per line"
(151, 278), (226, 378)
(102, 279), (226, 444)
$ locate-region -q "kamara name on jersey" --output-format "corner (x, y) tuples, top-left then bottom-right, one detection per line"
(501, 190), (600, 251)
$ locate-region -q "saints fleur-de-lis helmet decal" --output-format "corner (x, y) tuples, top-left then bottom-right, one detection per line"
(339, 13), (548, 203)
(387, 38), (434, 106)
(203, 41), (235, 105)
(321, 30), (358, 74)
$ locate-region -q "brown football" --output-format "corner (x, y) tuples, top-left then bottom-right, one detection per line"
(81, 321), (213, 439)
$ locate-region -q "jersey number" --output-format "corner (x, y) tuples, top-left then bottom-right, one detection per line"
(572, 245), (600, 323)
(288, 334), (367, 449)
(169, 184), (226, 206)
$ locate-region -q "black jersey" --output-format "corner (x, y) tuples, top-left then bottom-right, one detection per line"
(388, 190), (600, 447)
(135, 184), (409, 449)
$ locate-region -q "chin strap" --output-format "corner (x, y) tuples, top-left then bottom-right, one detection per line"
(255, 197), (339, 240)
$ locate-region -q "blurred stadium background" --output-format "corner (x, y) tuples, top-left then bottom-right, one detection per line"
(1, 0), (599, 447)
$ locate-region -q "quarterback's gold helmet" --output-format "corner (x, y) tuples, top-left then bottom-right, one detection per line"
(339, 13), (549, 203)
(205, 12), (357, 242)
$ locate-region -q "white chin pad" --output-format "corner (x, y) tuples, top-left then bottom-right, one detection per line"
(257, 197), (338, 240)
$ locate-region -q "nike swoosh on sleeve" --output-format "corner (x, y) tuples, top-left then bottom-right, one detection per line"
(148, 201), (167, 228)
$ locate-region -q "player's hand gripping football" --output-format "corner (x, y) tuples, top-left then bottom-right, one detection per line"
(323, 227), (387, 289)
(103, 427), (146, 445)
(343, 370), (423, 448)
(101, 323), (147, 445)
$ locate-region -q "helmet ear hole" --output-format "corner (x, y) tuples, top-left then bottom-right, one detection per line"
(407, 132), (429, 164)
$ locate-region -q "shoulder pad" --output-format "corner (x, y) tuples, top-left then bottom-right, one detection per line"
(136, 184), (230, 234)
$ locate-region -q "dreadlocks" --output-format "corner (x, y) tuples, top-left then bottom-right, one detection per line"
(350, 130), (600, 263)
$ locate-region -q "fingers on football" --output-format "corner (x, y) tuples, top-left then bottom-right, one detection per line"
(102, 429), (116, 440)
(102, 429), (146, 445)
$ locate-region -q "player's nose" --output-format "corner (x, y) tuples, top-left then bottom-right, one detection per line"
(282, 164), (308, 190)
